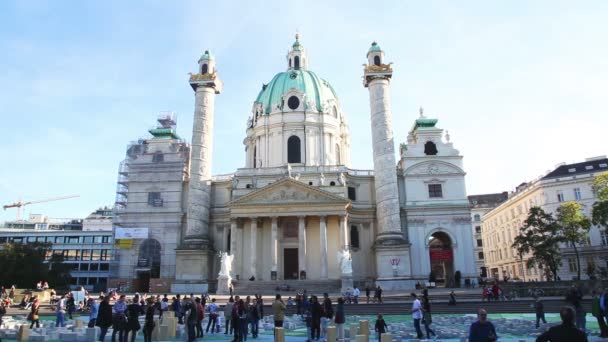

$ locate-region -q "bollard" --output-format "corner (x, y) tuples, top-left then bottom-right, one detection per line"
(327, 325), (336, 342)
(74, 319), (84, 328)
(349, 324), (358, 341)
(359, 320), (369, 342)
(152, 319), (160, 340)
(355, 334), (367, 342)
(275, 327), (286, 342)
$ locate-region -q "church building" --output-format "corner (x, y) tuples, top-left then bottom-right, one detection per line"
(111, 36), (476, 293)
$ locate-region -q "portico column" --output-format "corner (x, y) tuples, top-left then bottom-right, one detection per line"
(230, 219), (237, 255)
(271, 217), (278, 279)
(339, 215), (349, 249)
(298, 216), (307, 279)
(320, 215), (328, 279)
(250, 217), (257, 278)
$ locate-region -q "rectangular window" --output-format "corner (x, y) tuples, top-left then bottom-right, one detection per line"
(568, 258), (577, 272)
(79, 263), (89, 271)
(100, 250), (109, 261)
(148, 192), (163, 207)
(476, 239), (483, 247)
(67, 236), (79, 244)
(94, 236), (103, 244)
(102, 236), (111, 243)
(347, 187), (357, 201)
(428, 184), (443, 198)
(574, 188), (582, 201)
(27, 236), (36, 243)
(91, 250), (101, 261)
(81, 250), (91, 261)
(99, 263), (110, 271)
(83, 236), (94, 243)
(557, 191), (565, 202)
(475, 226), (481, 233)
(478, 252), (484, 260)
(89, 263), (99, 271)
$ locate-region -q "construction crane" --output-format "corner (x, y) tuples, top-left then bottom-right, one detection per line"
(3, 195), (80, 221)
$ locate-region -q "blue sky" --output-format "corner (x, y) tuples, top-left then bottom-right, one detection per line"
(1, 1), (607, 222)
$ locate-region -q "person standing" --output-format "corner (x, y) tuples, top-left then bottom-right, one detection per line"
(536, 306), (588, 342)
(410, 293), (424, 339)
(111, 294), (128, 342)
(375, 314), (387, 342)
(184, 298), (198, 342)
(566, 285), (586, 331)
(88, 297), (99, 328)
(421, 293), (436, 339)
(310, 296), (322, 341)
(534, 297), (547, 328)
(172, 295), (183, 325)
(236, 298), (248, 342)
(376, 286), (383, 304)
(55, 295), (66, 328)
(206, 297), (219, 334)
(248, 298), (260, 338)
(231, 295), (241, 342)
(126, 296), (144, 342)
(592, 289), (608, 338)
(66, 293), (76, 320)
(225, 296), (234, 335)
(468, 308), (497, 342)
(97, 296), (113, 341)
(142, 298), (156, 342)
(353, 287), (360, 304)
(28, 297), (40, 329)
(334, 298), (345, 342)
(449, 291), (457, 305)
(321, 293), (333, 340)
(272, 294), (286, 328)
(365, 286), (371, 304)
(195, 297), (204, 338)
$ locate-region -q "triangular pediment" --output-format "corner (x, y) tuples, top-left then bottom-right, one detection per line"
(229, 178), (350, 207)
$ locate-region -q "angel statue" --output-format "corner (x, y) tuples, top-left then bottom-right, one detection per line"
(218, 251), (234, 277)
(336, 248), (353, 275)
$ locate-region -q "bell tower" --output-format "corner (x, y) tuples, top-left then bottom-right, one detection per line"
(363, 42), (413, 289)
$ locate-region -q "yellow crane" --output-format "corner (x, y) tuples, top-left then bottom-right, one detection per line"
(3, 195), (80, 221)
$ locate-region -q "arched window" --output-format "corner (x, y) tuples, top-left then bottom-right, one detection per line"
(289, 58), (292, 68)
(253, 146), (257, 168)
(294, 56), (300, 70)
(424, 141), (438, 155)
(227, 229), (231, 254)
(350, 225), (360, 249)
(201, 64), (208, 74)
(138, 239), (161, 278)
(332, 106), (338, 118)
(335, 144), (341, 165)
(373, 55), (381, 66)
(287, 136), (301, 163)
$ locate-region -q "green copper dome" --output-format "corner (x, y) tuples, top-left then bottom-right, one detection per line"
(255, 69), (339, 114)
(199, 50), (214, 61)
(368, 41), (381, 53)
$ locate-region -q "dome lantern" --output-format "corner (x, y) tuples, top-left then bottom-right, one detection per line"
(287, 33), (308, 71)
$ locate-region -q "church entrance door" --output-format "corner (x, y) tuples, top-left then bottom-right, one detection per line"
(429, 231), (455, 287)
(283, 248), (299, 280)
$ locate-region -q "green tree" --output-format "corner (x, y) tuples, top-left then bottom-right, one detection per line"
(512, 207), (563, 281)
(556, 201), (591, 280)
(592, 171), (608, 230)
(0, 242), (52, 288)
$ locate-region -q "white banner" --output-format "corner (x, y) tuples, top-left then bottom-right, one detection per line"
(115, 227), (148, 239)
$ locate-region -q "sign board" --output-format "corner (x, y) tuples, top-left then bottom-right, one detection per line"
(115, 239), (134, 249)
(429, 249), (453, 262)
(115, 227), (148, 239)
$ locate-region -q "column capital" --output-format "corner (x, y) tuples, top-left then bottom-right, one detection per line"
(297, 215), (307, 220)
(271, 216), (278, 223)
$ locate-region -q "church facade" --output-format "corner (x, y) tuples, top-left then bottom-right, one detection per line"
(112, 36), (476, 293)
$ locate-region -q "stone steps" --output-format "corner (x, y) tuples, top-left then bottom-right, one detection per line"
(233, 279), (341, 295)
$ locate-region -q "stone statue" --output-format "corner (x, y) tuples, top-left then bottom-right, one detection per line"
(319, 173), (325, 186)
(336, 248), (353, 275)
(338, 172), (346, 186)
(286, 163), (293, 178)
(218, 251), (234, 277)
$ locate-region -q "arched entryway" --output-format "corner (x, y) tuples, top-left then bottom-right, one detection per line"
(136, 239), (161, 292)
(428, 231), (455, 286)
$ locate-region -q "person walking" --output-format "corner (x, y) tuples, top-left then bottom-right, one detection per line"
(66, 293), (76, 320)
(97, 296), (113, 342)
(55, 295), (66, 328)
(537, 306), (588, 342)
(159, 294), (168, 321)
(28, 297), (40, 329)
(88, 297), (99, 328)
(375, 314), (387, 342)
(449, 291), (457, 305)
(410, 293), (424, 339)
(125, 296), (144, 342)
(231, 295), (241, 342)
(310, 296), (322, 341)
(468, 308), (497, 342)
(172, 295), (183, 325)
(334, 297), (345, 342)
(365, 286), (371, 304)
(184, 298), (198, 342)
(421, 293), (436, 339)
(225, 296), (235, 335)
(195, 297), (205, 338)
(206, 297), (219, 334)
(111, 294), (128, 342)
(534, 297), (547, 328)
(592, 289), (608, 338)
(236, 298), (248, 342)
(142, 298), (156, 342)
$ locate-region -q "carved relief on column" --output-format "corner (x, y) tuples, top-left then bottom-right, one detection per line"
(298, 215), (307, 279)
(319, 215), (328, 279)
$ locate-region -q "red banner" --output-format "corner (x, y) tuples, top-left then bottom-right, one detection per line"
(430, 249), (453, 262)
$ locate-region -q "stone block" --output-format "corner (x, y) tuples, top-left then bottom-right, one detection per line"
(59, 332), (78, 342)
(327, 325), (336, 342)
(17, 324), (29, 341)
(349, 324), (359, 340)
(85, 327), (97, 342)
(380, 333), (392, 342)
(355, 335), (367, 342)
(359, 320), (370, 342)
